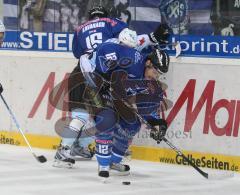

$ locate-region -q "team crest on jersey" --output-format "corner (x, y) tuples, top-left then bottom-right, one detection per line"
(159, 0), (189, 33)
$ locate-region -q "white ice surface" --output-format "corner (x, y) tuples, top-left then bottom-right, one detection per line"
(0, 145), (240, 195)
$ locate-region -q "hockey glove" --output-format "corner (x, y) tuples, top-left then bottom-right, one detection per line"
(148, 119), (168, 143)
(149, 24), (170, 45)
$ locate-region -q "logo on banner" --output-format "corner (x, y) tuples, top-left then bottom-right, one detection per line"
(234, 0), (240, 8)
(159, 0), (189, 34)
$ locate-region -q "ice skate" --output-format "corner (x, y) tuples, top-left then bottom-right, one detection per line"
(70, 141), (93, 160)
(110, 162), (130, 176)
(53, 145), (75, 168)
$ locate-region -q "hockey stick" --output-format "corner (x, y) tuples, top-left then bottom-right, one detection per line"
(72, 126), (83, 146)
(119, 96), (234, 179)
(173, 42), (181, 58)
(0, 83), (47, 163)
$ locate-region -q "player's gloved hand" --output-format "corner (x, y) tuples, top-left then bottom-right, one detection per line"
(149, 24), (170, 45)
(148, 119), (168, 143)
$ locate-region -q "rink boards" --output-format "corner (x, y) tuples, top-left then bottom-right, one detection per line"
(0, 51), (240, 172)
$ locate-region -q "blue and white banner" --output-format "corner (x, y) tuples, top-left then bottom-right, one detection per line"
(1, 31), (240, 58)
(1, 31), (74, 51)
(171, 35), (240, 57)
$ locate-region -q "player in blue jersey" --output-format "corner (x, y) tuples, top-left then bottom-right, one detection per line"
(72, 10), (128, 58)
(86, 35), (170, 178)
(53, 5), (170, 168)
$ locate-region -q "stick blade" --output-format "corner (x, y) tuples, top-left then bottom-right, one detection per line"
(36, 155), (47, 163)
(175, 42), (182, 58)
(199, 171), (208, 179)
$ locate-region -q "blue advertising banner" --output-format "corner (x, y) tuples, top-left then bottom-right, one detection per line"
(1, 31), (240, 58)
(169, 35), (240, 58)
(1, 31), (74, 51)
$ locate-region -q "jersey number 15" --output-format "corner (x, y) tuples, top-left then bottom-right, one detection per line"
(86, 33), (103, 50)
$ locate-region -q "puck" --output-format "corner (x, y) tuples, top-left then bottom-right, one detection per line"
(122, 181), (131, 185)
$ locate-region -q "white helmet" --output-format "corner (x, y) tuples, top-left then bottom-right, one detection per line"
(0, 20), (5, 33)
(118, 28), (137, 48)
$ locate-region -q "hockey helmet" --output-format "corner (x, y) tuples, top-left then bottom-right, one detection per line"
(88, 6), (108, 20)
(147, 49), (170, 74)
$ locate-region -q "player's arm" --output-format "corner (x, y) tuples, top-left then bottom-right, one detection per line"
(138, 49), (170, 142)
(72, 30), (84, 59)
(110, 16), (170, 50)
(135, 34), (154, 51)
(136, 94), (168, 143)
(136, 24), (171, 51)
(111, 18), (129, 37)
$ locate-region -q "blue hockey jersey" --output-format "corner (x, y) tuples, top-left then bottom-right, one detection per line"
(94, 41), (146, 80)
(72, 18), (128, 59)
(94, 41), (163, 120)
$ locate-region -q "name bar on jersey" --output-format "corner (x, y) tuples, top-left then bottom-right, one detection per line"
(82, 22), (106, 33)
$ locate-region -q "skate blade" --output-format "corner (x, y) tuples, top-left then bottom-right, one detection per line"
(110, 170), (130, 176)
(52, 160), (74, 169)
(99, 176), (110, 184)
(72, 156), (93, 161)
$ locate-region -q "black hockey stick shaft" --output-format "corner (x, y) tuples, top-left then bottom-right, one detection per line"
(0, 84), (47, 163)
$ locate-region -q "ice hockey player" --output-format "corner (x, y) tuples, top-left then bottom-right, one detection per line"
(53, 5), (128, 167)
(53, 6), (129, 168)
(86, 31), (170, 178)
(0, 20), (5, 47)
(53, 5), (170, 168)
